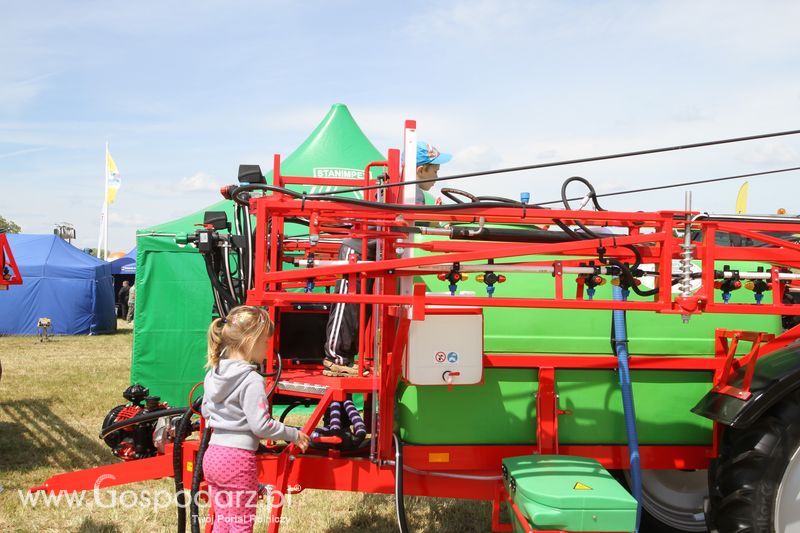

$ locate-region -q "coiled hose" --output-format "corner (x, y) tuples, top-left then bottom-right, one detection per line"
(612, 284), (642, 532)
(344, 399), (367, 442)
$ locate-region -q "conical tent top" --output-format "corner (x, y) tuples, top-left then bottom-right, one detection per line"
(272, 103), (384, 198)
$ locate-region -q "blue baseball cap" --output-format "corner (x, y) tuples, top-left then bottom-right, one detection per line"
(416, 141), (452, 167)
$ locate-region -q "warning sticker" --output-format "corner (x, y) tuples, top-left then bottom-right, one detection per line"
(574, 482), (592, 490)
(435, 351), (446, 363)
(447, 352), (459, 363)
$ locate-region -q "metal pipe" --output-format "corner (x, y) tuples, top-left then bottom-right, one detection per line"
(293, 259), (800, 280)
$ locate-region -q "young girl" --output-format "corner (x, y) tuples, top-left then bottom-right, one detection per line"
(201, 305), (310, 532)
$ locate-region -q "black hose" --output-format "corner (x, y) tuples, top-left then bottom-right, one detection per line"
(440, 187), (477, 204)
(203, 254), (236, 316)
(279, 399), (312, 423)
(173, 406), (196, 533)
(559, 177), (660, 296)
(99, 407), (189, 440)
(190, 426), (213, 533)
(475, 195), (524, 204)
(262, 352), (282, 397)
(450, 226), (575, 243)
(393, 433), (410, 533)
(231, 183), (547, 210)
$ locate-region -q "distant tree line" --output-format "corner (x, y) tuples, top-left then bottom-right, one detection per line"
(0, 215), (21, 234)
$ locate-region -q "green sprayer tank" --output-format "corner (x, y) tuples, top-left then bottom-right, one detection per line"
(397, 248), (779, 447)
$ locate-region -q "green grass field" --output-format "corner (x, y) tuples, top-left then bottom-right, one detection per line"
(0, 322), (491, 532)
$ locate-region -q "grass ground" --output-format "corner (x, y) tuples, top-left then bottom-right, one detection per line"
(0, 321), (492, 532)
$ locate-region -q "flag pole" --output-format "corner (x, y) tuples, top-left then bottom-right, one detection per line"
(101, 142), (110, 260)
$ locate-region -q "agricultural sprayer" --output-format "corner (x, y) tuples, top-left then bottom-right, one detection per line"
(32, 122), (800, 533)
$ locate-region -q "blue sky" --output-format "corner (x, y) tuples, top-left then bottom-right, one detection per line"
(2, 1), (800, 251)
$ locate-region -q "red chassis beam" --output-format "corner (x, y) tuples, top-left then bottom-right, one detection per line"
(30, 442), (711, 496)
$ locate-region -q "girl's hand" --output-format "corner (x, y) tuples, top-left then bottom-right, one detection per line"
(294, 431), (310, 452)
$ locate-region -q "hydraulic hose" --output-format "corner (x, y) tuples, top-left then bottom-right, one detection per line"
(279, 399), (312, 423)
(393, 433), (410, 533)
(612, 284), (642, 532)
(190, 426), (213, 533)
(173, 396), (202, 533)
(99, 407), (189, 440)
(173, 406), (196, 533)
(449, 226), (575, 243)
(344, 399), (367, 442)
(328, 402), (343, 432)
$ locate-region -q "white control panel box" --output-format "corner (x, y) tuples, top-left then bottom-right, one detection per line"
(403, 308), (484, 386)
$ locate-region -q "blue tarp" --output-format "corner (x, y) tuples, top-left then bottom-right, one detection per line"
(0, 234), (116, 335)
(111, 247), (136, 275)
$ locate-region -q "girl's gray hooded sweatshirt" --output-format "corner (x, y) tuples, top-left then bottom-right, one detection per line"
(201, 359), (299, 451)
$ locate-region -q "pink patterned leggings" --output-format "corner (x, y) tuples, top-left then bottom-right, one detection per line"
(203, 444), (259, 533)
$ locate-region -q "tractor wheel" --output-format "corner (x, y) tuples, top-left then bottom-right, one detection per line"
(619, 469), (708, 532)
(707, 388), (800, 533)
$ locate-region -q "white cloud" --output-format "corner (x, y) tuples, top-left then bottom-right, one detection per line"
(175, 172), (219, 192)
(407, 0), (540, 41)
(0, 146), (46, 160)
(108, 212), (146, 226)
(739, 143), (799, 166)
(449, 145), (503, 175)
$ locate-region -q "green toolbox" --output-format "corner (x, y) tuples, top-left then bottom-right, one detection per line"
(502, 455), (637, 532)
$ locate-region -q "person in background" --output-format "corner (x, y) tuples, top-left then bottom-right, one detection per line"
(322, 141), (452, 377)
(126, 282), (136, 323)
(117, 280), (130, 320)
(414, 141), (452, 205)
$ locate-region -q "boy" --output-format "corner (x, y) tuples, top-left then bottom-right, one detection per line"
(322, 141), (452, 376)
(414, 141), (452, 205)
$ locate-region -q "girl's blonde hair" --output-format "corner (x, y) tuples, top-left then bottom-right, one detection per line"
(206, 306), (274, 369)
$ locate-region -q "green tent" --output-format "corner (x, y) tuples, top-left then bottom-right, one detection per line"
(131, 104), (384, 406)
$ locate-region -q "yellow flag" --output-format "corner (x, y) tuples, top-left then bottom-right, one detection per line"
(106, 151), (122, 204)
(735, 182), (748, 215)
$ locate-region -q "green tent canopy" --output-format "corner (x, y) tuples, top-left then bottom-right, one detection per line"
(131, 104), (384, 406)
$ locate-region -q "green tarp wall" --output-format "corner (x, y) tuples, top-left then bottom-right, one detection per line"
(131, 104), (384, 406)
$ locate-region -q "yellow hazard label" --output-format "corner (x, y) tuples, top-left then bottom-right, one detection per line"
(574, 482), (592, 490)
(428, 453), (450, 463)
(186, 461), (193, 472)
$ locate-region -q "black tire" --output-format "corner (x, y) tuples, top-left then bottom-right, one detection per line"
(707, 388), (800, 533)
(615, 469), (708, 532)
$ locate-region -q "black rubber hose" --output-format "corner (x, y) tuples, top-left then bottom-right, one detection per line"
(440, 187), (477, 204)
(475, 195), (524, 204)
(279, 399), (312, 423)
(173, 407), (196, 533)
(173, 396), (202, 533)
(393, 433), (410, 533)
(450, 226), (575, 243)
(561, 176), (605, 212)
(202, 254), (236, 315)
(231, 183), (547, 210)
(560, 176), (659, 293)
(98, 407), (189, 440)
(190, 426), (213, 533)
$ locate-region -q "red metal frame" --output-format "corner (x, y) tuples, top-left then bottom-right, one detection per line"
(0, 233), (22, 289)
(30, 139), (800, 532)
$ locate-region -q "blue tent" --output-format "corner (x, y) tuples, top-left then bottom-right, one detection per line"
(111, 248), (136, 275)
(0, 234), (116, 335)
